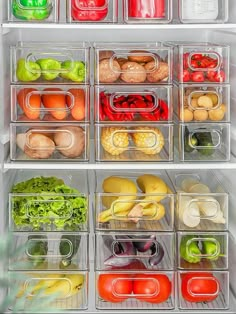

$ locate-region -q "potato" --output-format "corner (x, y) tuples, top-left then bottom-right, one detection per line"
(16, 133), (55, 159)
(120, 61), (146, 83)
(54, 126), (85, 158)
(208, 93), (219, 106)
(190, 98), (198, 109)
(193, 109), (209, 121)
(145, 61), (169, 83)
(99, 59), (121, 83)
(128, 50), (155, 63)
(180, 108), (194, 122)
(99, 50), (114, 61)
(116, 58), (129, 66)
(197, 96), (213, 109)
(191, 92), (205, 99)
(209, 104), (226, 121)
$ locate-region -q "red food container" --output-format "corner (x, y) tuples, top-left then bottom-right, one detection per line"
(128, 0), (165, 19)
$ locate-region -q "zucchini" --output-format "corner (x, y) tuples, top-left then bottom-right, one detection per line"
(195, 131), (215, 156)
(184, 127), (198, 153)
(27, 234), (48, 268)
(59, 234), (81, 268)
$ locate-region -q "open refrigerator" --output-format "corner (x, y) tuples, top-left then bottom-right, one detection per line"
(1, 0), (236, 313)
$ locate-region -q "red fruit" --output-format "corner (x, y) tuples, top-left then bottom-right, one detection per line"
(181, 69), (191, 82)
(214, 70), (226, 83)
(192, 53), (203, 60)
(191, 71), (205, 82)
(71, 0), (108, 21)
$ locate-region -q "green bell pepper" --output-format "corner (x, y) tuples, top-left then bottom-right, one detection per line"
(180, 235), (201, 264)
(202, 238), (221, 261)
(60, 61), (86, 83)
(12, 0), (52, 21)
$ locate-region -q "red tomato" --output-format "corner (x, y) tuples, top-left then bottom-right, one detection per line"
(181, 272), (220, 303)
(190, 59), (200, 69)
(97, 273), (133, 303)
(181, 69), (191, 82)
(133, 274), (172, 303)
(71, 0), (108, 21)
(199, 57), (212, 68)
(191, 71), (205, 82)
(183, 53), (190, 69)
(214, 70), (226, 83)
(206, 70), (217, 81)
(192, 53), (203, 60)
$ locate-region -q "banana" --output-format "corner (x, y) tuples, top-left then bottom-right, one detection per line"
(101, 195), (118, 209)
(142, 203), (165, 220)
(43, 274), (84, 298)
(98, 176), (137, 222)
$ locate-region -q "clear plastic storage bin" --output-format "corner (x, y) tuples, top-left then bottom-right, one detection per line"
(94, 170), (175, 231)
(8, 270), (88, 310)
(168, 42), (229, 84)
(178, 123), (231, 162)
(94, 43), (173, 85)
(8, 0), (59, 23)
(11, 42), (90, 84)
(167, 170), (228, 231)
(10, 123), (89, 161)
(176, 84), (230, 123)
(178, 271), (229, 310)
(95, 123), (174, 162)
(177, 232), (228, 270)
(67, 0), (118, 23)
(9, 232), (89, 271)
(123, 0), (173, 24)
(96, 271), (175, 310)
(95, 232), (175, 271)
(8, 170), (89, 232)
(11, 85), (90, 122)
(178, 0), (229, 24)
(95, 85), (173, 123)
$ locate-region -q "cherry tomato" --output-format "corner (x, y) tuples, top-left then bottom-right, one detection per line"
(71, 0), (108, 21)
(191, 71), (205, 82)
(199, 57), (212, 68)
(206, 70), (217, 82)
(181, 69), (191, 82)
(181, 272), (220, 303)
(133, 274), (172, 303)
(192, 53), (203, 60)
(214, 70), (226, 83)
(98, 273), (133, 303)
(190, 60), (199, 69)
(183, 53), (190, 69)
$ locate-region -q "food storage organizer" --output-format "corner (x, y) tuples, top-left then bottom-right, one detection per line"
(178, 271), (229, 310)
(167, 42), (229, 84)
(95, 232), (175, 271)
(11, 42), (90, 84)
(168, 170), (229, 231)
(67, 0), (118, 23)
(95, 271), (175, 310)
(177, 232), (228, 270)
(11, 85), (90, 123)
(95, 123), (174, 162)
(8, 271), (88, 310)
(94, 170), (175, 231)
(95, 85), (173, 123)
(8, 0), (59, 23)
(10, 123), (89, 161)
(178, 123), (230, 162)
(123, 0), (173, 24)
(9, 232), (89, 271)
(94, 43), (173, 85)
(176, 84), (230, 123)
(178, 0), (229, 24)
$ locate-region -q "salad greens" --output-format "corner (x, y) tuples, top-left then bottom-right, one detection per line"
(11, 176), (87, 231)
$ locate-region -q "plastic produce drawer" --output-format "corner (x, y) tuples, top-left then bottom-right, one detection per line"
(10, 123), (89, 161)
(123, 0), (173, 24)
(95, 271), (175, 310)
(176, 83), (230, 123)
(177, 232), (228, 270)
(178, 271), (229, 310)
(94, 42), (173, 85)
(9, 232), (88, 271)
(11, 42), (90, 84)
(167, 42), (229, 84)
(95, 232), (175, 271)
(8, 271), (88, 310)
(167, 170), (228, 231)
(67, 0), (118, 23)
(95, 85), (173, 123)
(95, 123), (173, 162)
(178, 123), (230, 162)
(11, 85), (90, 123)
(8, 0), (59, 23)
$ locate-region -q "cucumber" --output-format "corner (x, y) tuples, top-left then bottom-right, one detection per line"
(184, 127), (198, 153)
(59, 234), (81, 268)
(27, 234), (48, 268)
(195, 131), (215, 156)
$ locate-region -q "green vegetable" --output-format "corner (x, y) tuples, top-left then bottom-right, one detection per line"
(195, 131), (215, 156)
(59, 234), (81, 268)
(27, 234), (48, 267)
(60, 60), (86, 82)
(180, 235), (201, 264)
(16, 58), (41, 82)
(11, 176), (87, 231)
(12, 0), (52, 21)
(202, 238), (221, 261)
(36, 58), (61, 81)
(184, 127), (198, 153)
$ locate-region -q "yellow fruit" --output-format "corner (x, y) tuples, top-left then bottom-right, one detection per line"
(180, 108), (193, 122)
(101, 127), (129, 156)
(190, 98), (198, 108)
(191, 92), (204, 99)
(193, 109), (208, 121)
(208, 93), (219, 106)
(209, 104), (226, 121)
(142, 203), (165, 220)
(197, 96), (213, 109)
